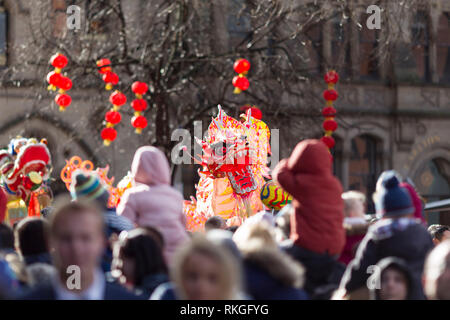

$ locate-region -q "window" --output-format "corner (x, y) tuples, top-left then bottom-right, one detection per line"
(330, 15), (352, 79)
(227, 0), (252, 47)
(359, 13), (379, 80)
(411, 11), (431, 82)
(348, 135), (381, 213)
(303, 22), (323, 75)
(437, 13), (450, 83)
(0, 4), (7, 66)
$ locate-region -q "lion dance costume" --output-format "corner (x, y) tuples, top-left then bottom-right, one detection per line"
(183, 106), (272, 231)
(0, 137), (52, 225)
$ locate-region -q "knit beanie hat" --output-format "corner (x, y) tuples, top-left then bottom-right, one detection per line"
(70, 170), (110, 207)
(375, 170), (414, 218)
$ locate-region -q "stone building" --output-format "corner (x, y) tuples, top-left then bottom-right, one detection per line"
(0, 0), (449, 225)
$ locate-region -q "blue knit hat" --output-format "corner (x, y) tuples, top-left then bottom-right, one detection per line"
(70, 170), (110, 206)
(375, 170), (414, 217)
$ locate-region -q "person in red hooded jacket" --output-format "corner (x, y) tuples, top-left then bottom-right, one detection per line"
(272, 139), (346, 299)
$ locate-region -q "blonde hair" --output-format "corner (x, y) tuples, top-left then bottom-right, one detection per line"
(342, 191), (366, 217)
(233, 221), (277, 252)
(171, 235), (241, 300)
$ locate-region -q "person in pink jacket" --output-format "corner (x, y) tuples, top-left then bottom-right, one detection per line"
(117, 146), (189, 265)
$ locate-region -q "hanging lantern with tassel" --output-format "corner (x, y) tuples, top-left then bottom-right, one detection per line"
(131, 81), (149, 134)
(320, 70), (339, 150)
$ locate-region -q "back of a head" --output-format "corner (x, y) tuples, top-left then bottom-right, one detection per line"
(342, 191), (366, 217)
(424, 240), (450, 300)
(15, 217), (49, 257)
(0, 223), (14, 251)
(233, 221), (277, 253)
(428, 224), (450, 241)
(131, 146), (170, 186)
(70, 170), (110, 208)
(205, 229), (241, 261)
(118, 228), (168, 286)
(171, 235), (241, 300)
(374, 171), (414, 219)
(204, 216), (226, 232)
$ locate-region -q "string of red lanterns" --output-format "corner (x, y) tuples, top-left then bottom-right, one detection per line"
(232, 58), (250, 94)
(97, 58), (119, 91)
(320, 70), (339, 150)
(46, 53), (73, 112)
(101, 90), (127, 146)
(131, 81), (149, 134)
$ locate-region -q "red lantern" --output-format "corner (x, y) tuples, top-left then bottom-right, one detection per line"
(97, 58), (112, 74)
(101, 127), (117, 146)
(232, 76), (250, 93)
(322, 106), (337, 117)
(323, 89), (338, 101)
(105, 111), (122, 125)
(131, 82), (149, 95)
(233, 59), (251, 75)
(131, 115), (148, 134)
(58, 76), (72, 91)
(131, 99), (148, 112)
(50, 53), (68, 69)
(240, 105), (262, 120)
(324, 70), (339, 84)
(46, 71), (62, 90)
(55, 93), (72, 111)
(109, 91), (127, 106)
(321, 136), (336, 149)
(103, 71), (119, 90)
(323, 119), (338, 132)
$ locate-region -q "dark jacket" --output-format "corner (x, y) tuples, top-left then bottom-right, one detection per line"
(282, 240), (346, 299)
(135, 273), (169, 299)
(24, 252), (52, 266)
(242, 246), (308, 300)
(20, 280), (141, 300)
(272, 139), (345, 256)
(340, 217), (433, 300)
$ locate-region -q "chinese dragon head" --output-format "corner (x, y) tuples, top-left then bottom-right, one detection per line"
(184, 106), (271, 231)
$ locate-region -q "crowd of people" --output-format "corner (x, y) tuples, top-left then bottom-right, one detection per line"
(0, 140), (449, 300)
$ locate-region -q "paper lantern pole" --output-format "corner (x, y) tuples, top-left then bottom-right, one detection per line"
(321, 70), (339, 150)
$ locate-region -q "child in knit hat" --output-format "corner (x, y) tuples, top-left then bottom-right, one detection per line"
(339, 170), (434, 300)
(70, 170), (134, 272)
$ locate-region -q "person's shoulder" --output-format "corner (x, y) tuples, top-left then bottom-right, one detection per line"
(149, 282), (177, 300)
(104, 282), (143, 300)
(19, 283), (56, 300)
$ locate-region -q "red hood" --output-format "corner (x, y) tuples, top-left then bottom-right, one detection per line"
(287, 139), (332, 175)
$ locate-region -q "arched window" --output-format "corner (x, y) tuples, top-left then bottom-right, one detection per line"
(348, 134), (381, 213)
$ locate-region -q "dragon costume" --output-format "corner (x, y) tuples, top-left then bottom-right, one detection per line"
(184, 106), (271, 231)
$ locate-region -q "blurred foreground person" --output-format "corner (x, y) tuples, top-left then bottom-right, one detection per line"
(339, 171), (433, 300)
(153, 236), (242, 300)
(204, 216), (226, 232)
(112, 227), (169, 299)
(21, 199), (138, 300)
(15, 217), (51, 266)
(369, 257), (412, 300)
(0, 223), (14, 254)
(233, 221), (308, 300)
(117, 146), (189, 264)
(428, 224), (450, 246)
(272, 139), (346, 299)
(423, 240), (450, 300)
